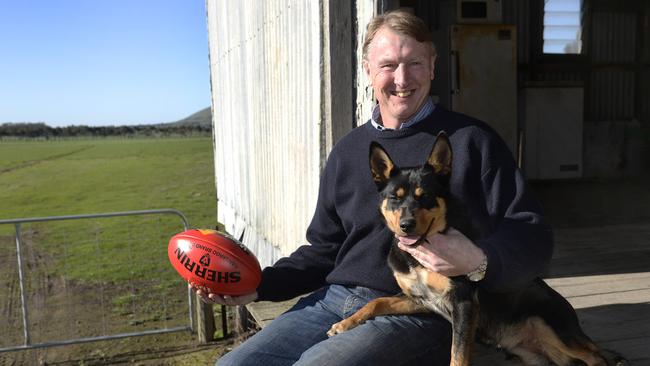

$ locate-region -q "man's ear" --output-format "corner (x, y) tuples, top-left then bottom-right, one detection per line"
(429, 55), (436, 80)
(369, 142), (395, 188)
(426, 132), (452, 176)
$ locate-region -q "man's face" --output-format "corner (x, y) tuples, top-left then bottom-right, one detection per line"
(364, 27), (435, 129)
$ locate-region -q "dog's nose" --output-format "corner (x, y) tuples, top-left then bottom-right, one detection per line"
(399, 219), (416, 233)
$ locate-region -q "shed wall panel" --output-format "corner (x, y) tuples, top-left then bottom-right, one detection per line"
(355, 0), (377, 126)
(591, 12), (637, 63)
(207, 1), (322, 267)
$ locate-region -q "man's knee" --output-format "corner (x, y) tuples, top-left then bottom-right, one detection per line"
(214, 351), (234, 366)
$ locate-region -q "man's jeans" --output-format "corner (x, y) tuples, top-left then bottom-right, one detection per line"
(216, 284), (452, 365)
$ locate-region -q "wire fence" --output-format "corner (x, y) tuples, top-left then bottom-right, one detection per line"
(0, 209), (195, 353)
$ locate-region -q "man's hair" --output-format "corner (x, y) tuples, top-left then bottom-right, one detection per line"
(362, 10), (436, 60)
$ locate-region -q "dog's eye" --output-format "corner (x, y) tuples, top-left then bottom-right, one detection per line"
(388, 187), (406, 200)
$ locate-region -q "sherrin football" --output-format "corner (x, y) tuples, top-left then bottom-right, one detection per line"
(168, 229), (261, 296)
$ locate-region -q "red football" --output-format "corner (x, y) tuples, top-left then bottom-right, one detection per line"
(168, 229), (261, 296)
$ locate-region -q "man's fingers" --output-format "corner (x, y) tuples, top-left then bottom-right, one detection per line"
(189, 281), (257, 306)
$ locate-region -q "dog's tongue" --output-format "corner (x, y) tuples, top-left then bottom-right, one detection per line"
(396, 234), (420, 246)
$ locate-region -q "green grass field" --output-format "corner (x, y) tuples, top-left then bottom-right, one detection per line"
(0, 137), (218, 281)
(0, 137), (228, 363)
(0, 137), (217, 224)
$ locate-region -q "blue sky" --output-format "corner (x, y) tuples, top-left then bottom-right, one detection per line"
(0, 0), (211, 127)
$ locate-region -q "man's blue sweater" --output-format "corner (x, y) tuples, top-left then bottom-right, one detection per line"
(256, 105), (553, 301)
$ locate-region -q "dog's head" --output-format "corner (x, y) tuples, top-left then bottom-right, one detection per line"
(369, 133), (452, 244)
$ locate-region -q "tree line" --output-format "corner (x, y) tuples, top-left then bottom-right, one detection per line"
(0, 122), (211, 138)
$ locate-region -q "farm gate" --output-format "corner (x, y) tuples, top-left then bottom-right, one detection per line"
(0, 209), (218, 353)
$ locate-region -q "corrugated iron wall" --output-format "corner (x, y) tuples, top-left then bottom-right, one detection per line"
(355, 1), (377, 126)
(591, 11), (637, 63)
(516, 4), (647, 123)
(589, 70), (636, 121)
(206, 1), (322, 267)
(588, 10), (639, 121)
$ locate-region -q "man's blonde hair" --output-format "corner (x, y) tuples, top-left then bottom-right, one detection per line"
(363, 10), (436, 60)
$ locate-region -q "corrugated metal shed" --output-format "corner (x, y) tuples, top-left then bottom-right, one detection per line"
(206, 1), (322, 267)
(588, 10), (639, 121)
(591, 11), (637, 63)
(589, 70), (636, 121)
(355, 1), (376, 126)
(206, 0), (376, 267)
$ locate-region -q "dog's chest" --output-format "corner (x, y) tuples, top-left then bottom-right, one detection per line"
(394, 267), (453, 321)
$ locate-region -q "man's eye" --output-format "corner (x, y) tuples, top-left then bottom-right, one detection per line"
(381, 64), (396, 69)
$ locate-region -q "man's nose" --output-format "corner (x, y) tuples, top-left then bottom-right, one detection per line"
(394, 63), (409, 87)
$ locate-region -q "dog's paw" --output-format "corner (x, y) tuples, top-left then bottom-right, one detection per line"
(327, 321), (350, 337)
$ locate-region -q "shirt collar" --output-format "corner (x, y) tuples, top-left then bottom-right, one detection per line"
(370, 97), (435, 131)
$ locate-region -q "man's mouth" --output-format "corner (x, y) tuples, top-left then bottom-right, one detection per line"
(392, 90), (413, 98)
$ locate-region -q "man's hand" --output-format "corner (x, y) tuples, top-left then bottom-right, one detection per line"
(397, 227), (486, 277)
(188, 282), (258, 306)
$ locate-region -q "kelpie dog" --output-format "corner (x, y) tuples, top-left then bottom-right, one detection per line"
(327, 134), (625, 366)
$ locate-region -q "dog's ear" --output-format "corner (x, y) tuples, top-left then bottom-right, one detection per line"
(369, 142), (395, 188)
(426, 133), (452, 176)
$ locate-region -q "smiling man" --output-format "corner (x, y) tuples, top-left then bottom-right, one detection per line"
(197, 10), (552, 366)
(363, 15), (436, 130)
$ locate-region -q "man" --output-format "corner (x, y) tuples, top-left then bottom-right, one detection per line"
(194, 10), (553, 365)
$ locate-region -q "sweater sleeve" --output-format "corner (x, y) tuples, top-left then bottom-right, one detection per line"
(475, 146), (554, 293)
(255, 153), (346, 302)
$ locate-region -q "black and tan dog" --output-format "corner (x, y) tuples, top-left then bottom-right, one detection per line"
(327, 134), (625, 366)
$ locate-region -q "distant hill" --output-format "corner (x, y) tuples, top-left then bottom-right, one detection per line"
(163, 107), (212, 128)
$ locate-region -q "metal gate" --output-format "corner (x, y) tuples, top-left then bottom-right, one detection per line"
(0, 209), (193, 353)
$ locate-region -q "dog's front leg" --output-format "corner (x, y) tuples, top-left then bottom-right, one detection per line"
(327, 295), (426, 337)
(449, 295), (479, 366)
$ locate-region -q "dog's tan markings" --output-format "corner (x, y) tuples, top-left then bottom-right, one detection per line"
(394, 270), (419, 296)
(370, 145), (395, 184)
(327, 295), (427, 337)
(450, 342), (470, 366)
(381, 199), (402, 234)
(414, 187), (424, 198)
(396, 187), (405, 198)
(398, 269), (450, 305)
(427, 135), (452, 175)
(415, 197), (447, 235)
(423, 270), (451, 294)
(499, 317), (608, 366)
(450, 303), (479, 366)
(430, 197), (448, 233)
(530, 318), (608, 366)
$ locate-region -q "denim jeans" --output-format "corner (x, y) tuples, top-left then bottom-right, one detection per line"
(216, 284), (452, 366)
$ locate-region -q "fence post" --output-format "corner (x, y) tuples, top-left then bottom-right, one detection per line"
(14, 223), (31, 346)
(196, 294), (215, 343)
(234, 305), (252, 334)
